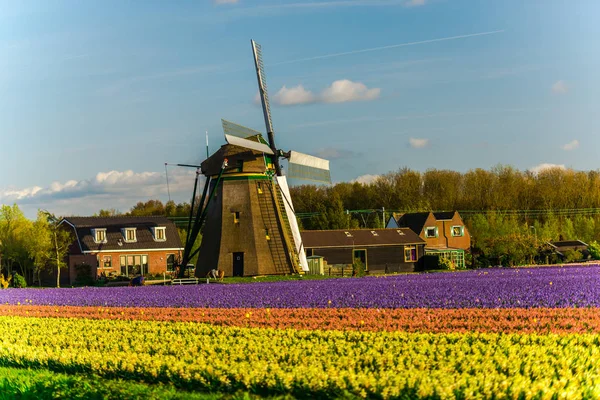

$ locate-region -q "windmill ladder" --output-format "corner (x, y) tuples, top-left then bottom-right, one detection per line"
(258, 181), (300, 274)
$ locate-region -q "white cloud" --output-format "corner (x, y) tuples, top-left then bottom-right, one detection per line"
(529, 163), (566, 174)
(350, 174), (380, 184)
(272, 85), (316, 105)
(408, 137), (429, 148)
(321, 79), (381, 103)
(405, 0), (426, 6)
(562, 139), (579, 151)
(267, 79), (380, 107)
(552, 80), (569, 94)
(214, 0), (239, 4)
(0, 169), (197, 217)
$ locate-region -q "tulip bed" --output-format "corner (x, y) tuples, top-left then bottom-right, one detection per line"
(1, 265), (600, 399)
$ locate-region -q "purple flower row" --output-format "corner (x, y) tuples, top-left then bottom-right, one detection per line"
(2, 265), (599, 309)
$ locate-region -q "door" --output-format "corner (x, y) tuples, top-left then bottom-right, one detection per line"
(353, 249), (367, 270)
(233, 252), (244, 277)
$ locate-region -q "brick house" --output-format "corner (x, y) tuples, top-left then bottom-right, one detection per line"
(60, 216), (184, 284)
(386, 211), (471, 268)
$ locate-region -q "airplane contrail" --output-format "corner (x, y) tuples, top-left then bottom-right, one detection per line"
(270, 30), (505, 66)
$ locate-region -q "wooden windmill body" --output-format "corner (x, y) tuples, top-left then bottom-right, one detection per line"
(182, 41), (331, 278)
(195, 138), (302, 277)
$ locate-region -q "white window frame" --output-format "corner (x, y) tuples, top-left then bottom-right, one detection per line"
(166, 254), (175, 272)
(451, 225), (465, 237)
(425, 226), (438, 238)
(153, 227), (167, 241)
(93, 228), (107, 244)
(123, 227), (137, 243)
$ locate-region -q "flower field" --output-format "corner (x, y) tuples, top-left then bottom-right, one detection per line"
(1, 265), (600, 399)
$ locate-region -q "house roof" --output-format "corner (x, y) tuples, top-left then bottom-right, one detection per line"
(396, 212), (431, 234)
(61, 216), (183, 253)
(433, 211), (455, 220)
(301, 228), (425, 248)
(551, 240), (589, 248)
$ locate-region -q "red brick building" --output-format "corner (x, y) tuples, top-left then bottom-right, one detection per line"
(386, 211), (471, 268)
(60, 216), (183, 284)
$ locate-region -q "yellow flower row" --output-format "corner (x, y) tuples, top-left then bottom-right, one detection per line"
(0, 316), (599, 399)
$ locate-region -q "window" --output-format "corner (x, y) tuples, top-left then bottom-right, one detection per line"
(233, 211), (240, 224)
(236, 160), (243, 172)
(142, 255), (148, 275)
(404, 246), (417, 262)
(120, 256), (126, 275)
(425, 227), (438, 238)
(257, 182), (263, 194)
(396, 230), (405, 236)
(120, 254), (148, 276)
(123, 228), (137, 242)
(452, 226), (465, 237)
(305, 248), (314, 257)
(166, 254), (175, 272)
(93, 229), (107, 243)
(344, 231), (353, 237)
(153, 227), (166, 241)
(371, 230), (379, 236)
(102, 255), (112, 269)
(265, 228), (270, 240)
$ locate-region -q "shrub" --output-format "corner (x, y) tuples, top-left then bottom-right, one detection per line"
(589, 241), (600, 260)
(12, 273), (27, 288)
(352, 258), (366, 277)
(74, 263), (94, 286)
(438, 257), (455, 271)
(562, 249), (583, 263)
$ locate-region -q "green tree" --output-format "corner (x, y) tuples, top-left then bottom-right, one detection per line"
(42, 212), (73, 288)
(25, 211), (52, 285)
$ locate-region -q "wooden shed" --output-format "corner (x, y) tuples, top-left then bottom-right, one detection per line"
(301, 228), (426, 273)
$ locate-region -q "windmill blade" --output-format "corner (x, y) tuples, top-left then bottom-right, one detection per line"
(222, 119), (264, 139)
(224, 134), (274, 155)
(287, 151), (331, 184)
(251, 40), (274, 135)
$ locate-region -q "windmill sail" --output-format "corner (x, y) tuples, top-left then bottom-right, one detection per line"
(224, 134), (274, 155)
(251, 40), (274, 135)
(222, 119), (264, 139)
(276, 176), (309, 273)
(287, 151), (331, 184)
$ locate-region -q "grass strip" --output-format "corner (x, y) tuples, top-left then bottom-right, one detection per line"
(0, 366), (292, 400)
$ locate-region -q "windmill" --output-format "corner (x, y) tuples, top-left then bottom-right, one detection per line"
(179, 40), (331, 278)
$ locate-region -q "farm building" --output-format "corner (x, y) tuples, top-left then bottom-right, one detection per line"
(58, 216), (184, 285)
(548, 240), (590, 260)
(386, 211), (470, 269)
(301, 228), (426, 273)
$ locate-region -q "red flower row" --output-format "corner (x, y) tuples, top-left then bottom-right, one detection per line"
(3, 305), (600, 333)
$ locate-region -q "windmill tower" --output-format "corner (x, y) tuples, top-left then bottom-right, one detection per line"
(182, 40), (332, 278)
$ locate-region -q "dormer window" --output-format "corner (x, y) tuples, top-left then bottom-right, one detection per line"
(396, 230), (405, 236)
(452, 226), (465, 237)
(344, 231), (353, 237)
(93, 228), (107, 244)
(123, 228), (137, 243)
(153, 227), (166, 241)
(425, 226), (439, 238)
(371, 231), (379, 236)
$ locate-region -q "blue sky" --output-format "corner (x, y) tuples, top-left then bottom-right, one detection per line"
(1, 0), (598, 217)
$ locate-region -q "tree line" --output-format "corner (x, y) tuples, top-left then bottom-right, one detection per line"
(0, 205), (72, 287)
(3, 165), (600, 285)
